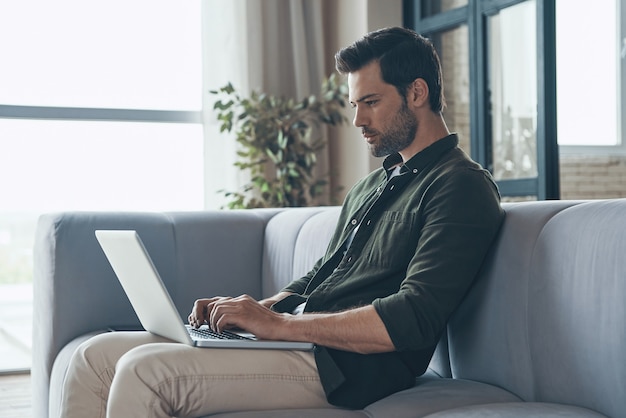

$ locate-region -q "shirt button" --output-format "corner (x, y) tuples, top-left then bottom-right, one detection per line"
(413, 169), (418, 174)
(351, 219), (358, 225)
(366, 220), (372, 226)
(347, 256), (353, 263)
(390, 184), (395, 191)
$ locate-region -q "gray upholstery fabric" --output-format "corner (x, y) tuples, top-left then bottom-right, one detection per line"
(290, 208), (341, 281)
(527, 200), (626, 417)
(33, 212), (178, 418)
(363, 377), (520, 417)
(170, 210), (281, 309)
(423, 402), (607, 417)
(207, 409), (367, 418)
(261, 207), (331, 297)
(446, 199), (625, 417)
(33, 200), (626, 417)
(446, 200), (581, 399)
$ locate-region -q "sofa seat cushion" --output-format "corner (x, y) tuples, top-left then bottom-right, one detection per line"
(363, 377), (521, 417)
(205, 409), (367, 418)
(423, 402), (607, 417)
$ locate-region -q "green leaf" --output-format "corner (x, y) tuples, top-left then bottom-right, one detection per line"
(210, 75), (348, 208)
(277, 130), (288, 149)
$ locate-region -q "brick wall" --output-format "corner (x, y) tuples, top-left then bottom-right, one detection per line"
(560, 154), (626, 199)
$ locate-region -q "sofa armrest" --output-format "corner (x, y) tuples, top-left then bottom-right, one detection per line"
(32, 209), (279, 418)
(32, 211), (178, 417)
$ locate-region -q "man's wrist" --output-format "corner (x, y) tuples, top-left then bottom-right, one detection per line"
(259, 291), (293, 308)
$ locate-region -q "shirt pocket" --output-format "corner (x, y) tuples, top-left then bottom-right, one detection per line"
(365, 211), (418, 268)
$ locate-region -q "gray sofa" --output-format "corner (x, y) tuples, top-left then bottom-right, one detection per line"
(33, 199), (626, 417)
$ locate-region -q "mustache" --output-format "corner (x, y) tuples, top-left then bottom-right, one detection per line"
(362, 127), (379, 136)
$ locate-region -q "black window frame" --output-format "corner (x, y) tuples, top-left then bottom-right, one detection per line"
(404, 0), (560, 200)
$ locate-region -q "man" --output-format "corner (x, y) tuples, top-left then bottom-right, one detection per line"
(61, 27), (504, 417)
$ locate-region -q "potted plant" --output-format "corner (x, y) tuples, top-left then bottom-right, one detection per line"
(210, 74), (348, 209)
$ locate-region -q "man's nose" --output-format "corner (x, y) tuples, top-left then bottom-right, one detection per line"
(352, 106), (366, 128)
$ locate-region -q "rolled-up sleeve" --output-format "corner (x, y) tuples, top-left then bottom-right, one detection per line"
(373, 167), (504, 351)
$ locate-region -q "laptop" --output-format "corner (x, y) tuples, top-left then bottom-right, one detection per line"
(95, 230), (315, 351)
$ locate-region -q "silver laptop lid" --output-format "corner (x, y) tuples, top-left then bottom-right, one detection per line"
(95, 230), (194, 345)
(95, 230), (315, 351)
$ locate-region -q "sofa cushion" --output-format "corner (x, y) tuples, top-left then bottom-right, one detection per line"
(170, 210), (277, 306)
(422, 402), (607, 417)
(446, 199), (626, 417)
(291, 207), (341, 280)
(262, 207), (334, 297)
(363, 377), (520, 418)
(205, 408), (367, 418)
(527, 199), (626, 417)
(445, 200), (582, 399)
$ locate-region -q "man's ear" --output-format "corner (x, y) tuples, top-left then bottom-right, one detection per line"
(408, 78), (429, 109)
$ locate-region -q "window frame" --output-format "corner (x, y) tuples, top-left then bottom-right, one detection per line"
(0, 105), (201, 124)
(404, 0), (560, 200)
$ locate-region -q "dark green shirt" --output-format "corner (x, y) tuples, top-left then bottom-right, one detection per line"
(276, 134), (504, 408)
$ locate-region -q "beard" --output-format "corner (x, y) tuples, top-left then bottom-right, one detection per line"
(364, 101), (418, 158)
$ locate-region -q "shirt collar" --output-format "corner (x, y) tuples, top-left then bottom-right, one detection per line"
(383, 133), (459, 177)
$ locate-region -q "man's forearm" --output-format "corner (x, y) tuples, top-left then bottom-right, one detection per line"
(196, 294), (395, 354)
(283, 305), (396, 354)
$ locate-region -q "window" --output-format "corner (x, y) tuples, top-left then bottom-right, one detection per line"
(556, 0), (624, 153)
(0, 1), (202, 110)
(489, 1), (538, 182)
(0, 0), (202, 372)
(405, 0), (560, 199)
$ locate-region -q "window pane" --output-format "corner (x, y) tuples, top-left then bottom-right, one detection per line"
(0, 119), (204, 212)
(489, 1), (538, 181)
(0, 282), (32, 370)
(556, 0), (618, 146)
(421, 0), (468, 17)
(0, 0), (202, 110)
(0, 118), (203, 369)
(430, 25), (471, 154)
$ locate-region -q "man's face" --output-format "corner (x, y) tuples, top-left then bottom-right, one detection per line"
(348, 61), (418, 158)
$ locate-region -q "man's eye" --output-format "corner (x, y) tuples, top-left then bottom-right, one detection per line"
(365, 100), (378, 106)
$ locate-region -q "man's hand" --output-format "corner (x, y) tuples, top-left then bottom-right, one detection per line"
(188, 296), (226, 329)
(188, 295), (289, 340)
(188, 293), (396, 354)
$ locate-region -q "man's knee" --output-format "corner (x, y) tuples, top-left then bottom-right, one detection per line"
(115, 344), (155, 376)
(71, 332), (117, 369)
(114, 343), (183, 385)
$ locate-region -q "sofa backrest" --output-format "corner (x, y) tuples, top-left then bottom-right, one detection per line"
(262, 207), (341, 297)
(448, 199), (626, 417)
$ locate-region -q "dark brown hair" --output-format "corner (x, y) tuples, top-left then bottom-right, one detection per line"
(335, 27), (445, 113)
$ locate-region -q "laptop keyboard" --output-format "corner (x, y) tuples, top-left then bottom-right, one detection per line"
(188, 327), (253, 341)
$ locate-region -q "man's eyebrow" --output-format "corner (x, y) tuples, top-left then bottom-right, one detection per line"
(349, 93), (380, 105)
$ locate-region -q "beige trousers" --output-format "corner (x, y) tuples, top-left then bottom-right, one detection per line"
(60, 331), (334, 418)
